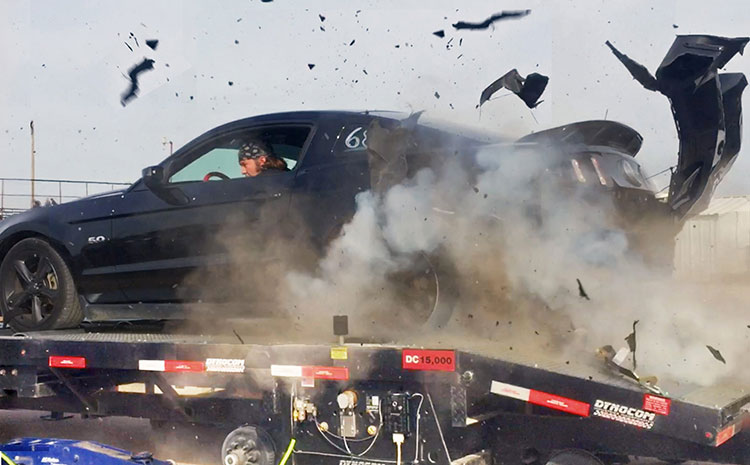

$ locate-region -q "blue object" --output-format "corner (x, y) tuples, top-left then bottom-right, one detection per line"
(0, 438), (172, 465)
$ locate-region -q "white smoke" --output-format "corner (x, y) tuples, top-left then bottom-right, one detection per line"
(282, 132), (747, 387)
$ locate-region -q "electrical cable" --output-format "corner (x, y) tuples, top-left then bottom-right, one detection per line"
(277, 438), (296, 465)
(410, 393), (425, 463)
(427, 392), (452, 464)
(0, 451), (17, 465)
(313, 402), (383, 457)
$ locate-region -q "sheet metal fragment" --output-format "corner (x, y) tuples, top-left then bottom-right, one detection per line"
(453, 10), (531, 30)
(120, 58), (155, 107)
(706, 345), (726, 364)
(480, 69), (548, 109)
(576, 278), (590, 300)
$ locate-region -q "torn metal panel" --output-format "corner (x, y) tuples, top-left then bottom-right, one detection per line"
(452, 10), (531, 30)
(120, 58), (156, 107)
(480, 69), (549, 109)
(607, 35), (749, 219)
(366, 115), (420, 195)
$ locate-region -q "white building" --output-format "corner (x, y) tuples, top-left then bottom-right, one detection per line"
(674, 196), (750, 278)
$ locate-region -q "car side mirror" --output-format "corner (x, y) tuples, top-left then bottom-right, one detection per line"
(142, 166), (166, 191)
(141, 165), (189, 206)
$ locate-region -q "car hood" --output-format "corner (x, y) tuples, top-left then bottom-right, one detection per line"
(607, 35), (749, 219)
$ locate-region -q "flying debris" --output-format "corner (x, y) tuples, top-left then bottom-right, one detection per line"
(452, 10), (531, 30)
(706, 345), (726, 364)
(479, 69), (549, 109)
(319, 14), (326, 22)
(120, 58), (155, 107)
(576, 278), (590, 300)
(434, 91), (440, 99)
(606, 35), (749, 218)
(145, 39), (159, 50)
(307, 63), (316, 70)
(624, 320), (639, 370)
(433, 30), (445, 38)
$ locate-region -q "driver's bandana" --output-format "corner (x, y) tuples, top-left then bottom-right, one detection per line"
(239, 141), (270, 160)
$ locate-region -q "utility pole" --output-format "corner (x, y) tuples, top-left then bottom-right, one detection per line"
(30, 120), (35, 207)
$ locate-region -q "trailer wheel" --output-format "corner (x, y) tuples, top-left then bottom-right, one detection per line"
(0, 238), (83, 331)
(222, 425), (275, 465)
(547, 450), (604, 465)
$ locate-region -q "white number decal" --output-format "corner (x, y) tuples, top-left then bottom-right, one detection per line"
(344, 127), (368, 150)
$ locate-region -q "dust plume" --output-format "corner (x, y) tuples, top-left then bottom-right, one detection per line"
(278, 119), (749, 387)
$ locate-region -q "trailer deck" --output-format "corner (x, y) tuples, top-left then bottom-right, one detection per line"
(0, 324), (748, 465)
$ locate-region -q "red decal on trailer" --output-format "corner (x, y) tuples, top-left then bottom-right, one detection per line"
(302, 366), (349, 380)
(49, 356), (86, 369)
(643, 394), (671, 416)
(402, 349), (455, 372)
(528, 390), (590, 417)
(716, 424), (737, 447)
(164, 360), (205, 373)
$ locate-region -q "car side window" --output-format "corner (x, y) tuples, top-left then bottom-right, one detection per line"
(168, 125), (312, 184)
(170, 147), (243, 183)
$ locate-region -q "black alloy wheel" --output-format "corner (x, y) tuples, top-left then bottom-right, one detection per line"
(0, 238), (83, 331)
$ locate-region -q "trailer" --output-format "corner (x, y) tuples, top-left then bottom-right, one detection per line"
(0, 322), (748, 465)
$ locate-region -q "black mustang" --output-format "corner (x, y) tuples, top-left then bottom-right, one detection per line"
(0, 35), (745, 331)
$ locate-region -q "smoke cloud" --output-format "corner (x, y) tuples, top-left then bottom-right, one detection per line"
(277, 124), (749, 388)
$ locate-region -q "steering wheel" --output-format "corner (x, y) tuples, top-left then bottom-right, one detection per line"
(203, 171), (230, 182)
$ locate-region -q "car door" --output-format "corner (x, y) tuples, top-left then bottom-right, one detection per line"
(109, 123), (314, 304)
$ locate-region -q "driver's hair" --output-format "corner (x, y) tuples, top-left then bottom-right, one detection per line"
(261, 156), (288, 171)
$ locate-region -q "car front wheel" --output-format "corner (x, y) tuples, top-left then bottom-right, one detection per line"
(0, 238), (84, 332)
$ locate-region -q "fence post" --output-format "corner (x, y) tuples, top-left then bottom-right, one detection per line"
(58, 181), (62, 204)
(1, 179), (4, 215)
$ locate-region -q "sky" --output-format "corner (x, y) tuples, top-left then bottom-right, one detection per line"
(1, 0), (749, 205)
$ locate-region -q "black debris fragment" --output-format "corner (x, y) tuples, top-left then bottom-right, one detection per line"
(576, 278), (590, 300)
(228, 81), (234, 86)
(124, 42), (133, 52)
(145, 39), (159, 50)
(604, 41), (658, 91)
(234, 39), (239, 44)
(672, 24), (679, 28)
(706, 345), (726, 364)
(434, 91), (440, 99)
(308, 63), (315, 70)
(349, 39), (355, 46)
(319, 14), (326, 22)
(453, 10), (531, 30)
(120, 58), (156, 107)
(479, 69), (549, 109)
(320, 26), (325, 32)
(433, 30), (445, 38)
(624, 320), (639, 370)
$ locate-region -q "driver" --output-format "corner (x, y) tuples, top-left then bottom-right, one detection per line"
(238, 140), (288, 177)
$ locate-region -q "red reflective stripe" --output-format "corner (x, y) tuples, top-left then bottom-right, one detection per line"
(716, 424), (737, 447)
(302, 366), (349, 380)
(528, 389), (590, 417)
(164, 360), (206, 373)
(49, 356), (86, 369)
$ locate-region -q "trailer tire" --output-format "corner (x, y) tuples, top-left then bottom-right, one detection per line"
(222, 425), (275, 465)
(547, 450), (604, 465)
(0, 238), (84, 331)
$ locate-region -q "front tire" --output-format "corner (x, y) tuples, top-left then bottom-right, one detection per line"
(0, 238), (83, 331)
